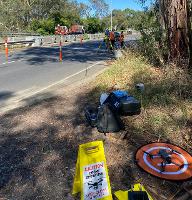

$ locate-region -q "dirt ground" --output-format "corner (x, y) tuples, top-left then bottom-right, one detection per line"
(0, 80), (191, 200)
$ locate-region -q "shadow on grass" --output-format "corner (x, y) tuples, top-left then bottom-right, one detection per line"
(0, 83), (189, 199)
(0, 92), (100, 200)
(72, 86), (185, 199)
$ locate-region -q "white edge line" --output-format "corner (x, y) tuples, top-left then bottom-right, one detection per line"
(0, 59), (24, 66)
(18, 61), (103, 101)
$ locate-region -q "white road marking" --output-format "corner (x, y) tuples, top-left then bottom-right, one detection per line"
(72, 47), (86, 50)
(0, 87), (38, 113)
(0, 59), (104, 114)
(0, 59), (24, 66)
(18, 61), (103, 101)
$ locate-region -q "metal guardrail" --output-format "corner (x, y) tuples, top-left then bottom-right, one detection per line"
(41, 33), (104, 45)
(0, 32), (40, 37)
(0, 33), (105, 47)
(0, 39), (35, 45)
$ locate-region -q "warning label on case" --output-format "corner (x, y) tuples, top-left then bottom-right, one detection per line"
(83, 162), (109, 200)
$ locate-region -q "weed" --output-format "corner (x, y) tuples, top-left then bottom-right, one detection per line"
(91, 50), (192, 148)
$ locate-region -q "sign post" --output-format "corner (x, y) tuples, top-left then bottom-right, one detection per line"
(80, 35), (83, 45)
(59, 39), (62, 62)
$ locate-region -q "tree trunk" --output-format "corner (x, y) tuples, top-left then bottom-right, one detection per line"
(167, 0), (189, 62)
(187, 0), (192, 70)
(158, 0), (169, 60)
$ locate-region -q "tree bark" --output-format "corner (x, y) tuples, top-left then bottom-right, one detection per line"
(159, 0), (189, 63)
(187, 0), (192, 69)
(167, 0), (189, 61)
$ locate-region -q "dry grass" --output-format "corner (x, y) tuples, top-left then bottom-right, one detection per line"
(0, 50), (191, 200)
(84, 50), (192, 199)
(91, 50), (192, 151)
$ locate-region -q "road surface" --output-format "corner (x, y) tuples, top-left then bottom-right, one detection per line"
(0, 40), (113, 111)
(0, 36), (138, 112)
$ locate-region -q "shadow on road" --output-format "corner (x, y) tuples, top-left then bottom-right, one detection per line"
(13, 41), (113, 66)
(0, 91), (15, 110)
(0, 91), (14, 101)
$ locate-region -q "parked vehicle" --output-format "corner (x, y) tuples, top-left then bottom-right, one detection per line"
(55, 24), (85, 35)
(69, 25), (85, 34)
(55, 24), (68, 35)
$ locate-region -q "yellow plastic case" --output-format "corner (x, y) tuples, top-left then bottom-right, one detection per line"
(114, 183), (153, 200)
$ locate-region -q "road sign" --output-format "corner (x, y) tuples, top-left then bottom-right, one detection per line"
(72, 141), (112, 200)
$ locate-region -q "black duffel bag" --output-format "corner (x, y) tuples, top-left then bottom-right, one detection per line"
(97, 103), (124, 133)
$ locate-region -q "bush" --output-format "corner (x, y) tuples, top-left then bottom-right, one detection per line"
(40, 19), (55, 34)
(83, 17), (104, 34)
(83, 34), (90, 40)
(30, 19), (55, 35)
(36, 28), (48, 35)
(92, 50), (192, 147)
(136, 10), (168, 66)
(30, 19), (41, 31)
(138, 28), (168, 66)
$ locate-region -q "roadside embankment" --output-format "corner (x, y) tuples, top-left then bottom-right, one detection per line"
(0, 50), (191, 200)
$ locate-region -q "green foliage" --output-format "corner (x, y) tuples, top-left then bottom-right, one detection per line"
(102, 8), (145, 30)
(30, 20), (41, 32)
(36, 28), (48, 35)
(84, 17), (104, 33)
(30, 19), (54, 35)
(93, 51), (192, 145)
(137, 9), (169, 65)
(40, 19), (55, 34)
(51, 12), (63, 26)
(0, 0), (92, 33)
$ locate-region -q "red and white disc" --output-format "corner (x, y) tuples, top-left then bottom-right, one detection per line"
(135, 143), (192, 181)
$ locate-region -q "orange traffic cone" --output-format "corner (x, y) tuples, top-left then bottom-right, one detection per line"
(5, 39), (8, 61)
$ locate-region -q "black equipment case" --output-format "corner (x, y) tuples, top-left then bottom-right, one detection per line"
(84, 106), (98, 127)
(104, 90), (141, 116)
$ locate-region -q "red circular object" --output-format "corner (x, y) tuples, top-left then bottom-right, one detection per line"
(135, 143), (192, 181)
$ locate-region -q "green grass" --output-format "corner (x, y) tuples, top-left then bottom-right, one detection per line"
(90, 50), (192, 147)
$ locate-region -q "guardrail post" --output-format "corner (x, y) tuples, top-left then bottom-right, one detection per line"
(80, 35), (83, 45)
(59, 39), (62, 62)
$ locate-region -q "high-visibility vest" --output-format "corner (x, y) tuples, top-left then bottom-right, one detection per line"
(109, 31), (115, 40)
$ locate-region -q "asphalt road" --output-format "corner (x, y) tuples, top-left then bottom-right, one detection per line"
(0, 35), (138, 112)
(0, 40), (113, 110)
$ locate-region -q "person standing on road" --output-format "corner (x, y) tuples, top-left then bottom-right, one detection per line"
(103, 34), (109, 50)
(105, 28), (110, 37)
(119, 31), (125, 48)
(109, 29), (115, 50)
(104, 28), (110, 50)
